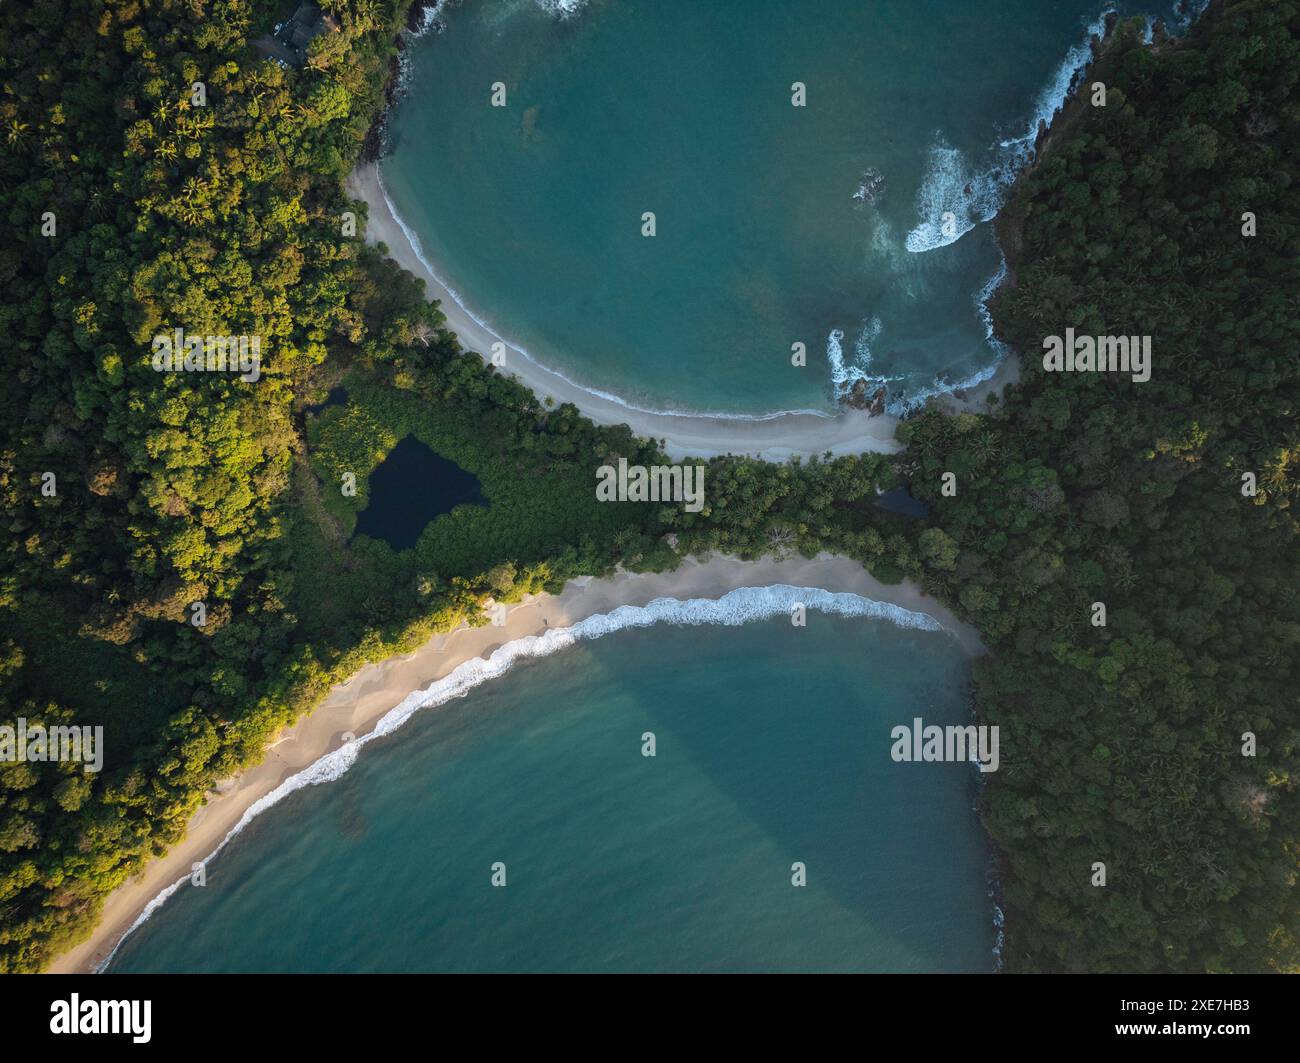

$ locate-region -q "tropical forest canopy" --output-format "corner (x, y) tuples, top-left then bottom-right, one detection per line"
(0, 0), (1295, 973)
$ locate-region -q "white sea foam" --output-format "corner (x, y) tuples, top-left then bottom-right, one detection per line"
(907, 8), (1114, 257)
(373, 169), (833, 422)
(1172, 0), (1212, 33)
(886, 3), (1217, 408)
(536, 0), (589, 17)
(904, 141), (1006, 254)
(855, 318), (882, 370)
(389, 2), (1208, 423)
(409, 0), (454, 38)
(824, 320), (894, 395)
(827, 265), (1011, 416)
(95, 585), (953, 971)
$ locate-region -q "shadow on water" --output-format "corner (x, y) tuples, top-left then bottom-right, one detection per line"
(613, 620), (990, 971)
(354, 619), (989, 972)
(105, 619), (991, 973)
(354, 436), (488, 551)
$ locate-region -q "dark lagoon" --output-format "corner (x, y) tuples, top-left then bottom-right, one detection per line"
(354, 436), (487, 550)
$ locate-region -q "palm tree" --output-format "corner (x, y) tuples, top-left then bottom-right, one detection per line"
(973, 431), (1001, 463)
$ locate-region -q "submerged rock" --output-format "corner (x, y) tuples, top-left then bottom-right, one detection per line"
(853, 168), (886, 206)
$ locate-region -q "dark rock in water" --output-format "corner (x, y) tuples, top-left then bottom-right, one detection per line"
(406, 1), (434, 32)
(841, 379), (888, 416)
(1033, 118), (1049, 153)
(853, 168), (886, 206)
(843, 378), (869, 409)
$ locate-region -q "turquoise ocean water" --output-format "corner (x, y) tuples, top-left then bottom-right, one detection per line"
(380, 0), (1197, 416)
(104, 0), (1210, 974)
(108, 611), (992, 972)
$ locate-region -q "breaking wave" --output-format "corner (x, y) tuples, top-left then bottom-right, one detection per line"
(904, 142), (1006, 254)
(408, 0), (454, 38)
(906, 8), (1115, 255)
(95, 584), (953, 972)
(536, 0), (590, 16)
(872, 3), (1206, 411)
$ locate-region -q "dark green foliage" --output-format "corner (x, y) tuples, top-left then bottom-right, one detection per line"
(908, 2), (1300, 972)
(1, 0), (1295, 976)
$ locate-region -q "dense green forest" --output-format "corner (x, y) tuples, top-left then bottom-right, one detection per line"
(0, 0), (1295, 972)
(908, 3), (1300, 970)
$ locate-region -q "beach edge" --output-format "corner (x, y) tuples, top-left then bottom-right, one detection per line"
(48, 552), (982, 974)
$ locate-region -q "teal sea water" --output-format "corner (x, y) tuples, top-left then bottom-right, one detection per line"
(102, 1), (1214, 975)
(108, 611), (993, 973)
(380, 0), (1197, 416)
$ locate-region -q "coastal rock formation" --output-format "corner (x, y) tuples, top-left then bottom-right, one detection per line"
(406, 2), (431, 32)
(1033, 117), (1050, 155)
(842, 379), (888, 416)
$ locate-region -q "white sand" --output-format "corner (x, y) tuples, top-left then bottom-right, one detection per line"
(49, 552), (981, 973)
(346, 163), (1018, 458)
(348, 162), (916, 461)
(49, 161), (1015, 972)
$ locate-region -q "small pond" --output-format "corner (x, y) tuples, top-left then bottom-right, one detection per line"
(354, 436), (487, 550)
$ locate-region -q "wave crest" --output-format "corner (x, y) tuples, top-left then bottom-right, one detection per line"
(536, 0), (590, 18)
(904, 141), (1005, 254)
(96, 585), (950, 971)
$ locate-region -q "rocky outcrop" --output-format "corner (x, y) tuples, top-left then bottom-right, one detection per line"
(841, 379), (888, 416)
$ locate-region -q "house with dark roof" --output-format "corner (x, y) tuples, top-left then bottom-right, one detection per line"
(252, 2), (340, 68)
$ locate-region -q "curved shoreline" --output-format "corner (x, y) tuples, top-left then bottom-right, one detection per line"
(352, 2), (1208, 458)
(348, 162), (924, 461)
(49, 553), (981, 974)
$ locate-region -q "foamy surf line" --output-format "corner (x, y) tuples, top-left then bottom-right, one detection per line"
(825, 8), (1122, 404)
(374, 169), (835, 423)
(94, 585), (949, 971)
(837, 1), (1207, 408)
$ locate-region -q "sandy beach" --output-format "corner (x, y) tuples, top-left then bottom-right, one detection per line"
(50, 552), (981, 973)
(346, 163), (1016, 462)
(50, 163), (1010, 974)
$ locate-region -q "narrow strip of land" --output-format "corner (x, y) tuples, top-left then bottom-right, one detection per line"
(49, 552), (981, 973)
